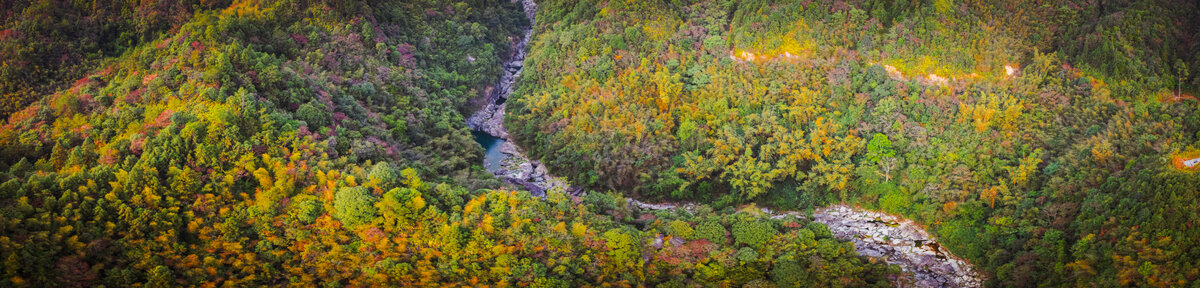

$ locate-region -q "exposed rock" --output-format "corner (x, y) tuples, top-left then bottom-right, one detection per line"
(813, 205), (985, 287)
(625, 201), (985, 287)
(466, 102), (509, 139)
(628, 199), (697, 212)
(466, 0), (577, 198)
(668, 236), (685, 247)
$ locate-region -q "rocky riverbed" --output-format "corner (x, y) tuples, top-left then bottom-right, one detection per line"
(466, 0), (575, 197)
(629, 201), (984, 287)
(813, 205), (984, 287)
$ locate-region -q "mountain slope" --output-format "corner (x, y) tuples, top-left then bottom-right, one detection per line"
(0, 0), (899, 286)
(508, 0), (1200, 286)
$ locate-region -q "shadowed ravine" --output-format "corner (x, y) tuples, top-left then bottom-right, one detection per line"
(466, 0), (575, 197)
(467, 1), (982, 286)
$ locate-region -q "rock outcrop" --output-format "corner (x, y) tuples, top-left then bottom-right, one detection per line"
(466, 102), (509, 139)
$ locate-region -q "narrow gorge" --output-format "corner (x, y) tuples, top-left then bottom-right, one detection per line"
(468, 1), (983, 286)
(467, 0), (575, 197)
(2, 0), (1194, 286)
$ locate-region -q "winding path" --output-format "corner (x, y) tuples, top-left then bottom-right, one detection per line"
(466, 1), (983, 286)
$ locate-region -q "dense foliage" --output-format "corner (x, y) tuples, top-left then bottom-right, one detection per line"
(0, 0), (234, 118)
(508, 0), (1200, 286)
(0, 0), (902, 286)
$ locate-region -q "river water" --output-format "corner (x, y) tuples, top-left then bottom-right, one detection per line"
(470, 130), (505, 172)
(465, 0), (574, 197)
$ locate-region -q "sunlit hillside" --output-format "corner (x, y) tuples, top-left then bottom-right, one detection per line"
(0, 0), (1197, 287)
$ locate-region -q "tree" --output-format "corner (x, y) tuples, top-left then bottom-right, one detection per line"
(667, 220), (695, 239)
(867, 133), (897, 181)
(146, 265), (174, 288)
(732, 221), (774, 250)
(333, 187), (377, 227)
(377, 187), (425, 230)
(771, 260), (808, 288)
(695, 221), (727, 244)
(290, 195), (323, 224)
(296, 102), (330, 128)
(368, 162), (397, 188)
(1175, 59), (1189, 96)
(735, 247), (759, 263)
(601, 228), (642, 276)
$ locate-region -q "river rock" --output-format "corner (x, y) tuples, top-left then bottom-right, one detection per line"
(813, 205), (985, 287)
(465, 0), (582, 198)
(466, 102), (510, 139)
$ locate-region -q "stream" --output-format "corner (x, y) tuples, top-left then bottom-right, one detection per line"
(466, 0), (575, 197)
(465, 0), (982, 286)
(470, 130), (505, 172)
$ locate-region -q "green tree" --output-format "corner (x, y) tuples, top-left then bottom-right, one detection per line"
(667, 220), (695, 239)
(290, 195), (323, 224)
(735, 247), (759, 263)
(146, 265), (173, 288)
(368, 162), (397, 188)
(696, 221), (727, 244)
(732, 221), (774, 250)
(296, 102), (330, 127)
(867, 133), (897, 181)
(771, 260), (809, 288)
(377, 187), (425, 230)
(1176, 59), (1190, 96)
(333, 186), (377, 227)
(601, 228), (641, 273)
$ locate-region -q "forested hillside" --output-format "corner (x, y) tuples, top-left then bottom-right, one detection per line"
(3, 0), (1199, 286)
(0, 0), (903, 286)
(0, 0), (235, 118)
(508, 0), (1200, 286)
